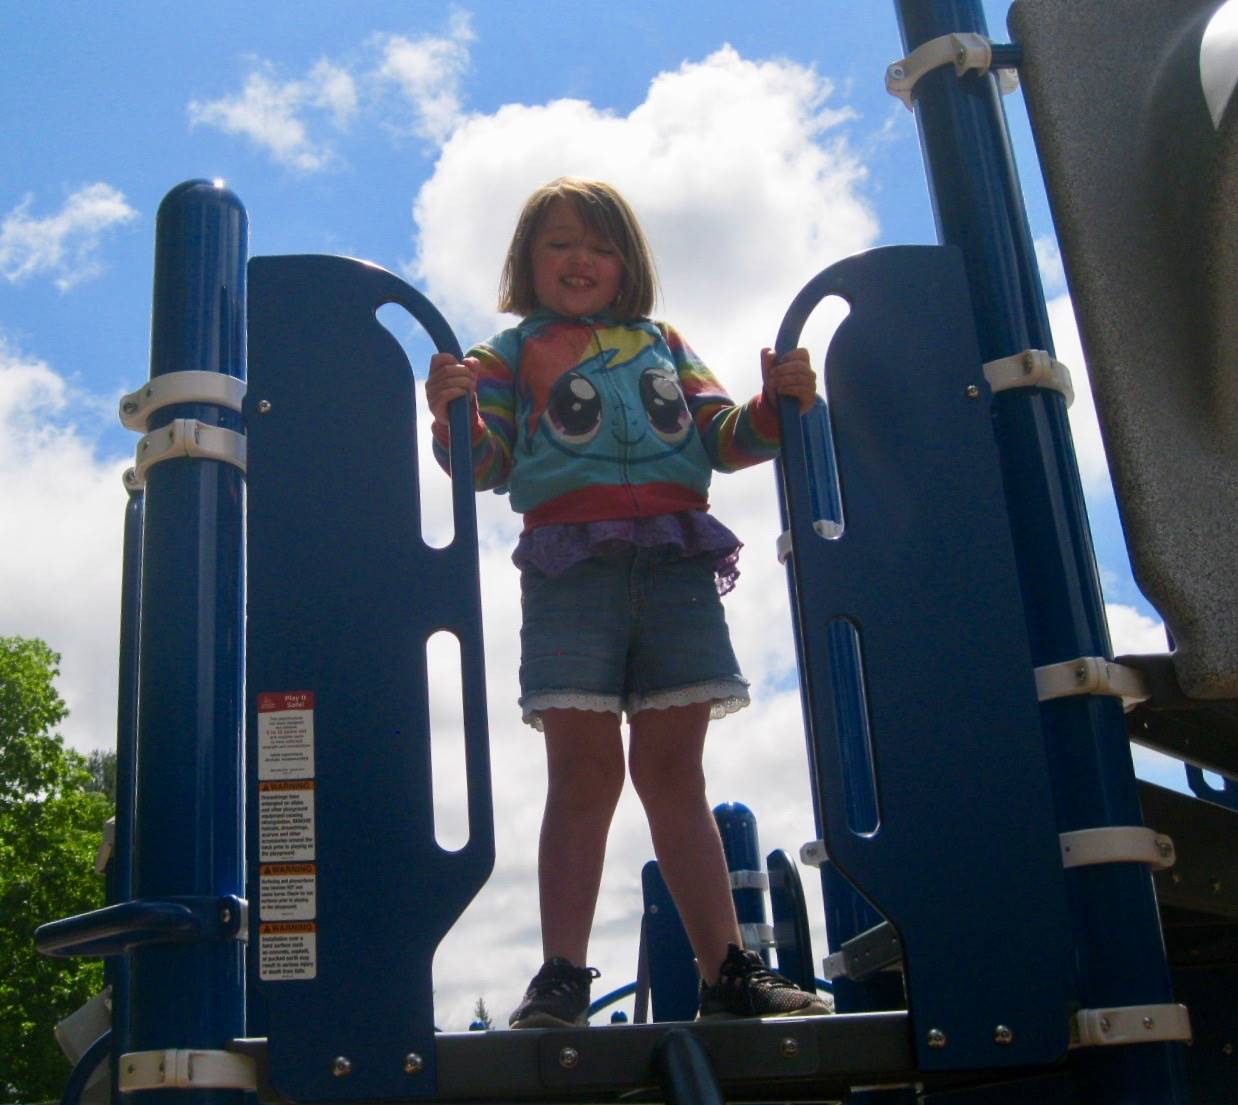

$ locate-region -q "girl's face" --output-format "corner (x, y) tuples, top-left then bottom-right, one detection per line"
(530, 198), (624, 318)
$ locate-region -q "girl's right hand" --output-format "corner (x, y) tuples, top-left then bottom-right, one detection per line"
(426, 353), (480, 424)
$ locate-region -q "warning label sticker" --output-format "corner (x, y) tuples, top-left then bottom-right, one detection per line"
(259, 921), (317, 981)
(258, 780), (316, 862)
(259, 862), (317, 921)
(257, 691), (315, 781)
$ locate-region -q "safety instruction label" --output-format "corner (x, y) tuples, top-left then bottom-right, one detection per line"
(259, 862), (317, 921)
(257, 691), (315, 780)
(258, 780), (316, 862)
(259, 921), (317, 981)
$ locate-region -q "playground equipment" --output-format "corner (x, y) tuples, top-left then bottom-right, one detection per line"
(36, 0), (1236, 1102)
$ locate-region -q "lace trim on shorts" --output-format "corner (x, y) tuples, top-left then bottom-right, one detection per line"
(521, 691), (623, 732)
(627, 679), (751, 720)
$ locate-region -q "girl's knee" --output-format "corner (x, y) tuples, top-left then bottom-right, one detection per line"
(629, 741), (705, 810)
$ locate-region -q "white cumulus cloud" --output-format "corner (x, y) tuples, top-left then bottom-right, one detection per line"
(374, 9), (475, 144)
(188, 61), (357, 172)
(0, 336), (129, 752)
(0, 183), (137, 291)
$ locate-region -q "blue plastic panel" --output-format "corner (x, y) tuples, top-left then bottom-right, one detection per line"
(776, 246), (1073, 1070)
(245, 255), (492, 1100)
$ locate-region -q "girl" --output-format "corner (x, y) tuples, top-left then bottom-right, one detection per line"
(426, 177), (829, 1026)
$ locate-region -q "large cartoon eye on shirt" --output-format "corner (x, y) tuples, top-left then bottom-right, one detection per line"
(640, 368), (692, 444)
(545, 371), (603, 445)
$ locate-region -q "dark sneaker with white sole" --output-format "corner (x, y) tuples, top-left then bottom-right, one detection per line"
(697, 944), (834, 1019)
(509, 958), (601, 1028)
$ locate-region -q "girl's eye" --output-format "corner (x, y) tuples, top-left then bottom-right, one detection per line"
(640, 369), (692, 443)
(545, 371), (602, 446)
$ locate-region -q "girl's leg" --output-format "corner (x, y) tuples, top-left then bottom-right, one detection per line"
(538, 707), (626, 965)
(628, 702), (741, 983)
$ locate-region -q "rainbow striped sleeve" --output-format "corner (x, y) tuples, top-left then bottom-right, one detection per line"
(430, 341), (516, 491)
(661, 322), (781, 473)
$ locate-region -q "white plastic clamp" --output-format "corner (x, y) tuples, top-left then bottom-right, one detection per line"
(1060, 826), (1175, 871)
(126, 418), (247, 490)
(119, 1048), (257, 1092)
(729, 869), (770, 891)
(777, 519), (845, 564)
(799, 839), (829, 868)
(739, 922), (776, 950)
(982, 349), (1075, 407)
(887, 33), (1019, 110)
(1071, 1004), (1192, 1049)
(119, 372), (246, 432)
(1034, 656), (1150, 710)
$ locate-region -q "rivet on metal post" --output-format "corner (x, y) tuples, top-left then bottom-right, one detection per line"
(332, 1057), (352, 1077)
(927, 1028), (947, 1048)
(1100, 1017), (1112, 1033)
(780, 1037), (800, 1058)
(257, 399), (272, 414)
(403, 1053), (424, 1074)
(965, 384), (980, 399)
(994, 1024), (1013, 1044)
(559, 1046), (580, 1070)
(219, 907), (232, 924)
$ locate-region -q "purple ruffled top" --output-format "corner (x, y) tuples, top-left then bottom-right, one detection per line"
(513, 510), (743, 595)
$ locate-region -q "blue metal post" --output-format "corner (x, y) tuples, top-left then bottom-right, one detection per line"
(894, 3), (1185, 1100)
(713, 802), (771, 965)
(110, 487), (143, 1090)
(128, 180), (247, 1105)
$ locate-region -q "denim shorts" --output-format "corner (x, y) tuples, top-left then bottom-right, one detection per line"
(518, 547), (750, 730)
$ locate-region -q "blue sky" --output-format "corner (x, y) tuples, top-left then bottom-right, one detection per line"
(1, 1), (1180, 1028)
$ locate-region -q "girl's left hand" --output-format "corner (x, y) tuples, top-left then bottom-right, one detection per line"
(761, 348), (817, 414)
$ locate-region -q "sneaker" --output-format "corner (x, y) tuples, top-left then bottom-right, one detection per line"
(508, 958), (601, 1029)
(697, 944), (834, 1019)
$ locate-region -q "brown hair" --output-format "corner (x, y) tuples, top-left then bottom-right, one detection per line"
(498, 177), (659, 318)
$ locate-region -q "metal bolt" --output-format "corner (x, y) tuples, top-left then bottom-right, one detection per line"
(780, 1037), (799, 1058)
(122, 400), (139, 415)
(1075, 663), (1089, 682)
(220, 907), (232, 924)
(257, 399), (272, 414)
(1211, 878), (1223, 893)
(1222, 1042), (1233, 1055)
(332, 1057), (352, 1077)
(994, 1025), (1013, 1045)
(890, 65), (906, 80)
(1143, 1017), (1155, 1030)
(1172, 871), (1182, 884)
(1156, 841), (1172, 859)
(648, 904), (659, 914)
(1022, 352), (1035, 374)
(559, 1047), (579, 1070)
(957, 48), (968, 65)
(927, 1028), (947, 1049)
(1099, 1017), (1112, 1033)
(403, 1053), (424, 1074)
(126, 1064), (136, 1075)
(965, 384), (980, 399)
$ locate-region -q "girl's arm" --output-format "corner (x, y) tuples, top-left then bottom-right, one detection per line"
(427, 346), (517, 490)
(662, 323), (817, 472)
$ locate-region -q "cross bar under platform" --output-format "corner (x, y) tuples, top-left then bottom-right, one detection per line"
(233, 1013), (938, 1103)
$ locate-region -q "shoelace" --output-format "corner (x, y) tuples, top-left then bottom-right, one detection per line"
(531, 966), (599, 997)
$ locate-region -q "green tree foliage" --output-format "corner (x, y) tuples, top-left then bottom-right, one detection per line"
(0, 637), (111, 1104)
(472, 996), (494, 1030)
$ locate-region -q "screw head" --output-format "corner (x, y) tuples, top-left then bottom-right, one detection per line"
(780, 1037), (799, 1058)
(927, 1028), (947, 1049)
(1143, 1017), (1155, 1030)
(648, 904), (659, 914)
(122, 400), (139, 414)
(332, 1057), (352, 1077)
(1022, 352), (1035, 374)
(559, 1047), (579, 1070)
(965, 384), (980, 399)
(257, 399), (272, 414)
(890, 65), (906, 80)
(403, 1053), (424, 1074)
(994, 1025), (1013, 1044)
(1156, 841), (1172, 858)
(1099, 1017), (1112, 1033)
(219, 907), (232, 924)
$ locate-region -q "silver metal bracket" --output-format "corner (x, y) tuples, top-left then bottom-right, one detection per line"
(822, 921), (903, 982)
(1034, 656), (1149, 710)
(1070, 1003), (1192, 1048)
(739, 921), (775, 950)
(729, 869), (770, 891)
(982, 349), (1075, 407)
(777, 519), (844, 564)
(887, 33), (1019, 110)
(119, 1048), (257, 1092)
(1060, 826), (1175, 871)
(126, 419), (247, 490)
(799, 839), (828, 868)
(119, 371), (246, 432)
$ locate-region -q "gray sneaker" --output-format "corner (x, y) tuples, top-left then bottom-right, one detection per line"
(697, 944), (834, 1019)
(509, 958), (601, 1029)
